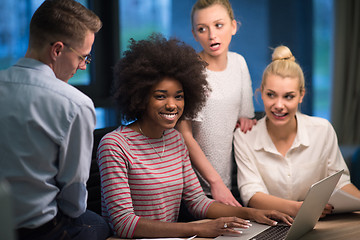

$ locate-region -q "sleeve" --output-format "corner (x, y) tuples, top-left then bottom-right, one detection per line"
(233, 129), (269, 206)
(181, 139), (214, 218)
(56, 102), (96, 217)
(237, 55), (255, 119)
(97, 133), (140, 238)
(325, 121), (351, 189)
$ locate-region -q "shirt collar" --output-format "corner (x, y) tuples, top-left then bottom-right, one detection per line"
(253, 112), (310, 153)
(253, 116), (276, 153)
(293, 112), (310, 148)
(14, 58), (56, 79)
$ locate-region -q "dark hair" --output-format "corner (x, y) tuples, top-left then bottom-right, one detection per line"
(29, 0), (102, 49)
(113, 33), (210, 124)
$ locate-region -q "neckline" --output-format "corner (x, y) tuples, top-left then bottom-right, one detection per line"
(138, 123), (166, 159)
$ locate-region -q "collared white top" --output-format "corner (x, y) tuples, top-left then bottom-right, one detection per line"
(234, 112), (351, 206)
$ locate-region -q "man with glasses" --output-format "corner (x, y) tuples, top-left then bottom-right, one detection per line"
(0, 0), (111, 239)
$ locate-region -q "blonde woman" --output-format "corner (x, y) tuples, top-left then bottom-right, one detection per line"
(234, 45), (360, 218)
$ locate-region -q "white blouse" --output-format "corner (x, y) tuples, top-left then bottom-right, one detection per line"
(234, 112), (351, 206)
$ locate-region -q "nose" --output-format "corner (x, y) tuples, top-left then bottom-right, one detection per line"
(274, 98), (284, 110)
(165, 99), (176, 111)
(208, 27), (215, 39)
(78, 63), (87, 70)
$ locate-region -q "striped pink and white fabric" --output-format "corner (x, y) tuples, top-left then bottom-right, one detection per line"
(97, 126), (214, 238)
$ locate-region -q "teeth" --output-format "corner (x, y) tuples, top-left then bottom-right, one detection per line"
(274, 112), (286, 117)
(161, 113), (177, 120)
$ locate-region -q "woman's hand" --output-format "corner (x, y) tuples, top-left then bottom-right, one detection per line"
(320, 204), (334, 218)
(249, 209), (294, 226)
(193, 217), (252, 238)
(236, 117), (257, 133)
(210, 180), (242, 207)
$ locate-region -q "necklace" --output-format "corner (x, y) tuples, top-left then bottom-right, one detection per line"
(138, 123), (165, 159)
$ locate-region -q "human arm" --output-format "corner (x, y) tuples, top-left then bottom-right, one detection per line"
(234, 127), (333, 218)
(97, 131), (247, 238)
(247, 192), (301, 217)
(178, 142), (292, 227)
(176, 119), (241, 206)
(248, 191), (334, 218)
(134, 216), (251, 238)
(341, 183), (360, 198)
(133, 202), (294, 238)
(134, 181), (293, 238)
(236, 54), (256, 133)
(57, 102), (96, 218)
(234, 128), (303, 218)
(206, 201), (293, 226)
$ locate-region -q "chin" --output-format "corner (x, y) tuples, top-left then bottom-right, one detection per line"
(162, 121), (178, 130)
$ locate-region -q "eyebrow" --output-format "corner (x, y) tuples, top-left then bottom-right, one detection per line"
(265, 89), (296, 94)
(196, 18), (224, 26)
(153, 89), (183, 93)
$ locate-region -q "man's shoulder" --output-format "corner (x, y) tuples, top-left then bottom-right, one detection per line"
(55, 83), (94, 108)
(4, 58), (94, 108)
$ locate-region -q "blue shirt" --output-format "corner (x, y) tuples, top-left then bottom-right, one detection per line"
(0, 58), (96, 228)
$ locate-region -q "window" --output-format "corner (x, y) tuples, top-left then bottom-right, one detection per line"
(0, 0), (90, 85)
(0, 0), (112, 127)
(0, 0), (337, 129)
(0, 0), (41, 70)
(119, 0), (171, 53)
(313, 0), (334, 120)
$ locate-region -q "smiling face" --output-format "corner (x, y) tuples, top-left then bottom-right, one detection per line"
(141, 77), (184, 137)
(261, 74), (305, 129)
(192, 3), (236, 59)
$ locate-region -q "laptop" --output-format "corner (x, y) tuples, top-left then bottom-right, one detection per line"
(215, 170), (344, 240)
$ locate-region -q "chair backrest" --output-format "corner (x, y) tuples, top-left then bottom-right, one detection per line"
(0, 179), (16, 240)
(87, 126), (117, 215)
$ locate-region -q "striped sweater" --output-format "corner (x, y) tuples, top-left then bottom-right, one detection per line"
(97, 126), (214, 238)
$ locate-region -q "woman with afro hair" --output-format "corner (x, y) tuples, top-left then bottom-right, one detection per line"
(97, 33), (292, 238)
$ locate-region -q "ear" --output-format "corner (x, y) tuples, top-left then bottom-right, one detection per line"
(50, 41), (65, 60)
(231, 19), (237, 36)
(299, 89), (306, 103)
(260, 90), (265, 101)
(192, 28), (198, 42)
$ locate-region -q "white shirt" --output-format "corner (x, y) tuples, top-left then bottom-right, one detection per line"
(192, 52), (255, 194)
(234, 112), (351, 206)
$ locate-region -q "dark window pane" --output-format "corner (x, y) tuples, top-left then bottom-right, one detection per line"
(119, 0), (171, 53)
(0, 0), (90, 85)
(313, 0), (334, 120)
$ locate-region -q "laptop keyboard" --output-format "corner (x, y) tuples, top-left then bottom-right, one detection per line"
(249, 224), (290, 240)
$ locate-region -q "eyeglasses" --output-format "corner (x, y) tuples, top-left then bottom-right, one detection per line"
(50, 42), (92, 66)
(63, 43), (92, 66)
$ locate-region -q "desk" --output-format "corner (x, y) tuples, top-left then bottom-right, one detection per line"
(107, 211), (360, 240)
(297, 211), (360, 239)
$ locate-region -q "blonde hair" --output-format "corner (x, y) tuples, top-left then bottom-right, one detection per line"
(191, 0), (235, 30)
(261, 45), (305, 94)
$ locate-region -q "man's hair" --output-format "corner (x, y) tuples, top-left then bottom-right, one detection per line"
(29, 0), (102, 49)
(113, 33), (210, 124)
